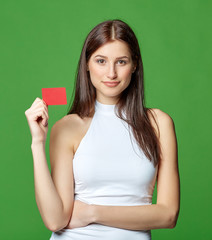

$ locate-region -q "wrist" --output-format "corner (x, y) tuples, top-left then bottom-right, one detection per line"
(90, 204), (98, 223)
(31, 139), (45, 148)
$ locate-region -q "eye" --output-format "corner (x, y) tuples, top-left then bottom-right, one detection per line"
(117, 60), (127, 65)
(96, 59), (105, 64)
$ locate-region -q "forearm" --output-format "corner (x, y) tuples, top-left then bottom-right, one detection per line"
(93, 203), (177, 231)
(31, 142), (69, 231)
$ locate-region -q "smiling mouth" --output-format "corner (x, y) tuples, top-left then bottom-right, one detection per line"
(102, 81), (120, 87)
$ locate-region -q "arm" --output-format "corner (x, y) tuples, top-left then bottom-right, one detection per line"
(92, 109), (180, 230)
(32, 116), (75, 232)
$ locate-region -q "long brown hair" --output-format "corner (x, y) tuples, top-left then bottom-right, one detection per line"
(67, 19), (161, 167)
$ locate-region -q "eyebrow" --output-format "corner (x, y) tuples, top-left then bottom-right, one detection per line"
(94, 55), (129, 59)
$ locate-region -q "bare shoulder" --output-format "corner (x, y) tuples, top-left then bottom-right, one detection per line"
(51, 114), (84, 132)
(50, 113), (93, 153)
(148, 108), (174, 124)
(50, 114), (85, 148)
(147, 108), (175, 138)
(50, 114), (74, 138)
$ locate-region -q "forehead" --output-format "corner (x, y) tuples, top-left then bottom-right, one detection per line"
(92, 40), (131, 58)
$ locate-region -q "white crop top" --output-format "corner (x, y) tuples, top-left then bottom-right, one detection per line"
(50, 99), (158, 240)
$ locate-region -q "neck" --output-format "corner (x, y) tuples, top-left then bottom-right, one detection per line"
(95, 99), (116, 115)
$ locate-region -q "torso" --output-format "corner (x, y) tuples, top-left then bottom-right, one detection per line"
(64, 108), (160, 159)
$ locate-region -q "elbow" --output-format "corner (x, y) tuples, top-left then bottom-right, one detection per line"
(46, 221), (68, 232)
(46, 224), (59, 233)
(44, 205), (73, 232)
(46, 224), (62, 233)
(167, 209), (179, 229)
(45, 216), (70, 232)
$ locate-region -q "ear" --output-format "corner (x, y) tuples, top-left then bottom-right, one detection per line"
(132, 62), (137, 73)
(132, 66), (136, 73)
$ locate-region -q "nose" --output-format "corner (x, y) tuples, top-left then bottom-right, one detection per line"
(106, 63), (117, 80)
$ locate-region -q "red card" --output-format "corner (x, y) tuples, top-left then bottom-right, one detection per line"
(42, 87), (67, 105)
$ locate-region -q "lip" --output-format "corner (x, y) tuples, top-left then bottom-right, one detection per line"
(103, 81), (120, 87)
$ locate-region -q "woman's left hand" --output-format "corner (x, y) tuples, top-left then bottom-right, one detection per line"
(64, 200), (95, 229)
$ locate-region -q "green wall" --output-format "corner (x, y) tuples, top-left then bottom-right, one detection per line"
(0, 0), (211, 239)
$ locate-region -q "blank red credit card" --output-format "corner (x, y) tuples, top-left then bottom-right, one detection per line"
(42, 87), (67, 105)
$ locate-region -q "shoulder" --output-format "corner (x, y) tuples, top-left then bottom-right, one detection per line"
(148, 108), (174, 124)
(52, 114), (84, 131)
(147, 108), (175, 138)
(50, 114), (85, 144)
(51, 113), (92, 143)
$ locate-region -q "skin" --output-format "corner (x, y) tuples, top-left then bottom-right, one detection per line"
(87, 39), (136, 105)
(64, 40), (180, 230)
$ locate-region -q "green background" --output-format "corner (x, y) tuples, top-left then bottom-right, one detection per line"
(0, 0), (211, 239)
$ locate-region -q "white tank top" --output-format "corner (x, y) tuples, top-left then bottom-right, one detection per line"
(50, 100), (158, 240)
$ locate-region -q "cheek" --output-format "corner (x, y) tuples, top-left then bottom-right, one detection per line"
(89, 66), (104, 79)
(121, 68), (133, 79)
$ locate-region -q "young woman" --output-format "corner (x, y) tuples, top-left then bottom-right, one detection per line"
(25, 19), (180, 240)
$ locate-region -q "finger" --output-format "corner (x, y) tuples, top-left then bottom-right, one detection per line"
(39, 108), (49, 125)
(31, 100), (48, 113)
(32, 109), (49, 125)
(30, 100), (44, 111)
(32, 106), (49, 119)
(25, 99), (47, 118)
(32, 109), (47, 122)
(42, 103), (48, 113)
(31, 97), (42, 107)
(35, 103), (48, 113)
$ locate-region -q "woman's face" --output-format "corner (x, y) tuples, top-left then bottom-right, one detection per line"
(87, 40), (136, 104)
